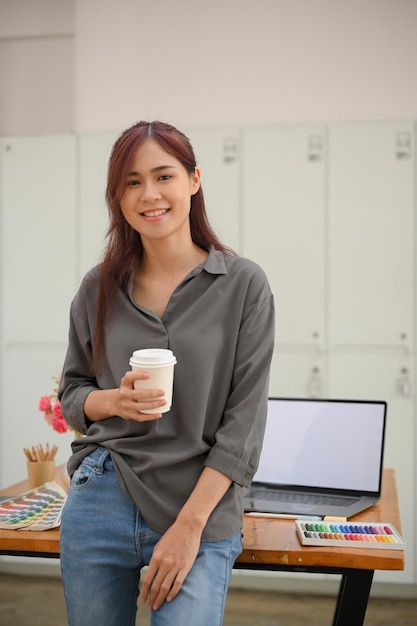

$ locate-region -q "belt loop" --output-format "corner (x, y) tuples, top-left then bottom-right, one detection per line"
(94, 446), (111, 475)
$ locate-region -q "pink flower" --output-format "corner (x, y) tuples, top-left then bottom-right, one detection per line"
(52, 414), (68, 434)
(38, 374), (82, 437)
(39, 396), (52, 412)
(53, 401), (63, 420)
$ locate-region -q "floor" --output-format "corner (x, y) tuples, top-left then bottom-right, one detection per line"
(0, 573), (416, 625)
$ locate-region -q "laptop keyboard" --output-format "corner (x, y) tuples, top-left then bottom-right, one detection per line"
(254, 489), (358, 507)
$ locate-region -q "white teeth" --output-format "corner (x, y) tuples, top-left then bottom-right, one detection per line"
(142, 209), (168, 217)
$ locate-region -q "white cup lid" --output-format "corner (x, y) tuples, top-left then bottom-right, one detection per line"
(129, 348), (177, 368)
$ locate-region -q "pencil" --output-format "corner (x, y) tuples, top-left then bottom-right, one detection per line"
(49, 445), (58, 461)
(23, 447), (33, 462)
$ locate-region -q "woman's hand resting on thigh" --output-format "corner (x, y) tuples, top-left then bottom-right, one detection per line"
(139, 518), (201, 611)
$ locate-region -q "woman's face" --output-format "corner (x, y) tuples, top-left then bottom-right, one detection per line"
(120, 138), (200, 244)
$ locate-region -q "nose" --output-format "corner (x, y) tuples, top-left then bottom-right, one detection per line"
(141, 180), (161, 202)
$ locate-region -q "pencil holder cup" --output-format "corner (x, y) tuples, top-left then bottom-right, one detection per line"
(27, 461), (55, 489)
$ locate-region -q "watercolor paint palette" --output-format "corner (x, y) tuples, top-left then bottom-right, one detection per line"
(295, 520), (405, 550)
(0, 481), (67, 531)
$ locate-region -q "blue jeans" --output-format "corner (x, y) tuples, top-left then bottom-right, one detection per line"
(60, 447), (242, 626)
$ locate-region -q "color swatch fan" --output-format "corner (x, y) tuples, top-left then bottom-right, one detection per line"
(0, 481), (67, 530)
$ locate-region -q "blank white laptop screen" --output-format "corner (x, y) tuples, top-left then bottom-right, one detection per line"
(254, 398), (386, 493)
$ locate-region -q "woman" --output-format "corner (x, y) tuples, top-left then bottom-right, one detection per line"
(58, 120), (275, 626)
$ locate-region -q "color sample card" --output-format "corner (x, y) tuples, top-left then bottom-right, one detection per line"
(295, 520), (405, 550)
(0, 481), (67, 531)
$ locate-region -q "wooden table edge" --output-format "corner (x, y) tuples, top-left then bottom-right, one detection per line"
(0, 468), (405, 572)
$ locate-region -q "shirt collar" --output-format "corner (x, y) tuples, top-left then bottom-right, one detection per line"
(201, 246), (228, 276)
(128, 246), (228, 295)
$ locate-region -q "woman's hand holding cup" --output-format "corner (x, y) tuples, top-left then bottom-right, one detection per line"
(119, 370), (166, 421)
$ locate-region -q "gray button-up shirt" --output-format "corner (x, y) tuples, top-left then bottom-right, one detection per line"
(59, 247), (275, 541)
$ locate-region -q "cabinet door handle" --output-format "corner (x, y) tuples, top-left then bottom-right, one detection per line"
(396, 368), (411, 397)
(307, 367), (322, 398)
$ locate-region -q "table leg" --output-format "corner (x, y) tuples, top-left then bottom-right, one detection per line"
(332, 569), (374, 626)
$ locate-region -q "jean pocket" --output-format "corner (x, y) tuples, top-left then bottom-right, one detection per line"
(71, 460), (97, 488)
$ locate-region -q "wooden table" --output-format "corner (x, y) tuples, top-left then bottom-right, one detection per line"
(0, 468), (404, 626)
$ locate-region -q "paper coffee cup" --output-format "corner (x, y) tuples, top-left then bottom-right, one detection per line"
(27, 461), (55, 489)
(129, 348), (177, 414)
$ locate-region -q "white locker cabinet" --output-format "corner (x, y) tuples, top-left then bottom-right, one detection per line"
(183, 127), (241, 253)
(2, 135), (77, 343)
(1, 135), (77, 488)
(242, 125), (326, 349)
(269, 350), (327, 399)
(329, 351), (414, 584)
(78, 132), (118, 278)
(328, 122), (414, 349)
(0, 138), (4, 488)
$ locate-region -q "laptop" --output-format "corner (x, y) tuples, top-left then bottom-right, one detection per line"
(244, 397), (387, 519)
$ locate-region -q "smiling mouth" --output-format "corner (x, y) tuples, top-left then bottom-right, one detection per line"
(141, 209), (170, 217)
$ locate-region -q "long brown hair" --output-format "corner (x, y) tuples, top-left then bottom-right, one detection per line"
(94, 120), (234, 367)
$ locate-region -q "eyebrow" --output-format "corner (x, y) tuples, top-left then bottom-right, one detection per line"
(127, 165), (176, 176)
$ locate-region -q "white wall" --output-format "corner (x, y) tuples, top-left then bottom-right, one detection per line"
(74, 0), (417, 131)
(1, 0), (417, 135)
(0, 0), (74, 135)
